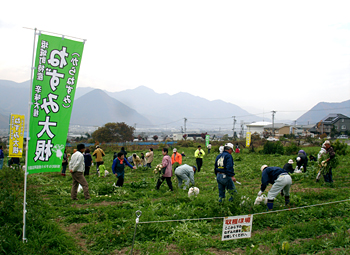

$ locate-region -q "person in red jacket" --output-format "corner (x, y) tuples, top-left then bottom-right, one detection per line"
(171, 148), (182, 169)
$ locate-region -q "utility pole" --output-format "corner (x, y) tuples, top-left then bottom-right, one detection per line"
(232, 116), (236, 140)
(184, 118), (187, 134)
(240, 120), (244, 138)
(272, 111), (276, 136)
(134, 123), (137, 137)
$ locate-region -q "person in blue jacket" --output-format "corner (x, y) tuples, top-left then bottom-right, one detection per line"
(112, 152), (136, 187)
(258, 165), (292, 210)
(214, 143), (237, 202)
(0, 146), (4, 170)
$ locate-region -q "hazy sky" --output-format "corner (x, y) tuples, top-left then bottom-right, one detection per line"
(1, 1), (349, 122)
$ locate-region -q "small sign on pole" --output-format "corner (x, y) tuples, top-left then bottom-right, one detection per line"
(222, 214), (253, 241)
(9, 114), (25, 158)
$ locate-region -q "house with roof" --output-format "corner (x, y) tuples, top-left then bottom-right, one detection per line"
(246, 121), (272, 137)
(263, 123), (293, 137)
(314, 114), (350, 135)
(294, 124), (316, 137)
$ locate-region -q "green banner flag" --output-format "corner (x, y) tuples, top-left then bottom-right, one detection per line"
(27, 34), (84, 174)
(205, 134), (210, 147)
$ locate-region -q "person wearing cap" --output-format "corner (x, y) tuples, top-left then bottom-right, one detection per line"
(194, 145), (205, 172)
(92, 145), (105, 175)
(321, 140), (336, 184)
(175, 164), (196, 190)
(171, 148), (182, 169)
(258, 165), (292, 210)
(214, 143), (237, 202)
(296, 150), (308, 173)
(283, 159), (294, 174)
(69, 144), (90, 200)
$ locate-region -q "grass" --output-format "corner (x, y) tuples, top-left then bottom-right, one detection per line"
(1, 145), (349, 254)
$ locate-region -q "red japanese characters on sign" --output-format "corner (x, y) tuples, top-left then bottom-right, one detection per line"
(222, 215), (253, 241)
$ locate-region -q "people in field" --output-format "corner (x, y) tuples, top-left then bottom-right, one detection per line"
(283, 159), (294, 174)
(69, 144), (90, 200)
(145, 148), (154, 168)
(0, 146), (5, 170)
(156, 148), (173, 191)
(83, 148), (92, 176)
(171, 148), (182, 170)
(61, 148), (69, 176)
(214, 143), (237, 202)
(194, 145), (205, 172)
(258, 165), (292, 210)
(296, 150), (308, 173)
(207, 143), (212, 154)
(132, 153), (143, 167)
(175, 164), (196, 190)
(321, 140), (336, 184)
(112, 152), (136, 187)
(92, 145), (105, 175)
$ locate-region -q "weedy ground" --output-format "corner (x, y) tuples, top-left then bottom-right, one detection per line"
(1, 145), (350, 254)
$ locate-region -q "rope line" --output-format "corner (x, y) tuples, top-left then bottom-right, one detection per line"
(137, 199), (350, 224)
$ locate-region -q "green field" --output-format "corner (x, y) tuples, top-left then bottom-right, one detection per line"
(1, 144), (350, 254)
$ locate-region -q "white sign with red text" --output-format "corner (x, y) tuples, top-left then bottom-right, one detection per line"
(222, 214), (253, 241)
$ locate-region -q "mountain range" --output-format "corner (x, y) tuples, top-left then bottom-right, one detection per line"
(70, 89), (152, 126)
(0, 79), (349, 130)
(296, 100), (350, 125)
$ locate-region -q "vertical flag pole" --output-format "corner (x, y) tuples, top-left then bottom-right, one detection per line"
(23, 27), (37, 243)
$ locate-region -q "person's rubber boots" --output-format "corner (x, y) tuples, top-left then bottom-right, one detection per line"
(285, 196), (290, 206)
(267, 199), (274, 210)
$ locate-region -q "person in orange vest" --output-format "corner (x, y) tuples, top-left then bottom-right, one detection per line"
(171, 148), (182, 169)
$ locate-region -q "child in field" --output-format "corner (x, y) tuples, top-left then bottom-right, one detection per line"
(112, 152), (136, 187)
(98, 161), (108, 177)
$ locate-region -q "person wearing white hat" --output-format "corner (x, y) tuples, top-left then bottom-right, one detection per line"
(214, 143), (237, 202)
(283, 159), (294, 174)
(171, 148), (182, 169)
(296, 150), (308, 173)
(258, 165), (292, 210)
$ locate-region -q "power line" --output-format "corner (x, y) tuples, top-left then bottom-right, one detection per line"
(98, 106), (350, 128)
(134, 199), (350, 225)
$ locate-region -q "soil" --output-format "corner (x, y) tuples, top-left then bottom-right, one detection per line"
(71, 200), (124, 208)
(61, 223), (90, 253)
